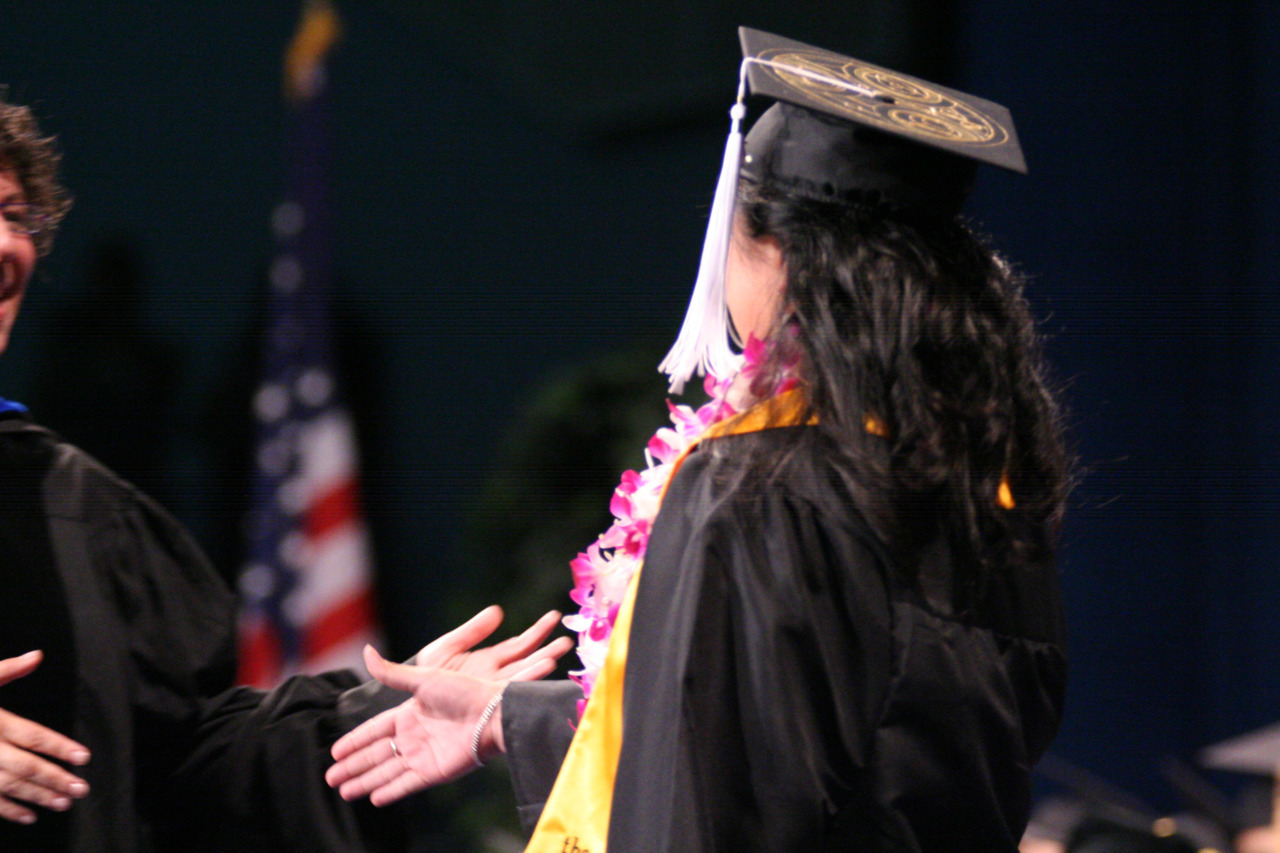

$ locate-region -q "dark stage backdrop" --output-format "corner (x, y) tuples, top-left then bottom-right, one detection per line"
(1, 0), (1278, 829)
(961, 0), (1280, 815)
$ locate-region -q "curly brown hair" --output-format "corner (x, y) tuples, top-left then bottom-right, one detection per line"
(0, 97), (71, 256)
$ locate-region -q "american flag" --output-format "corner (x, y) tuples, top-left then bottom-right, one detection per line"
(236, 1), (380, 687)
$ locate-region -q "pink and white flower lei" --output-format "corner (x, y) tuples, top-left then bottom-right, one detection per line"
(563, 336), (798, 715)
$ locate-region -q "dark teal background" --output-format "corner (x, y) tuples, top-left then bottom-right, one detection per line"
(2, 0), (1279, 829)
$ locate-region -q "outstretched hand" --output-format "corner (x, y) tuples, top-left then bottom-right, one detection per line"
(0, 652), (92, 825)
(412, 605), (572, 681)
(328, 649), (504, 805)
(327, 606), (572, 807)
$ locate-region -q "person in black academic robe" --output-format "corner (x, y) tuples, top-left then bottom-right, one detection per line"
(0, 410), (409, 851)
(0, 95), (412, 851)
(0, 96), (570, 851)
(325, 28), (1071, 853)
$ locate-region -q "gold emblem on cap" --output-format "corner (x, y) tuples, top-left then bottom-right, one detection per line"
(758, 49), (1010, 148)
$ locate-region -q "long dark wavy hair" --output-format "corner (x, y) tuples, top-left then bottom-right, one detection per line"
(737, 177), (1070, 590)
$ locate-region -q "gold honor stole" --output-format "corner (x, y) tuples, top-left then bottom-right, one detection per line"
(524, 390), (809, 853)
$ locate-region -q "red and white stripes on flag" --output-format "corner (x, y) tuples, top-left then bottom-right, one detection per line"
(236, 1), (380, 688)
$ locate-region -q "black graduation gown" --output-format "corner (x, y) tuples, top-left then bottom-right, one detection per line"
(0, 412), (408, 852)
(505, 425), (1066, 852)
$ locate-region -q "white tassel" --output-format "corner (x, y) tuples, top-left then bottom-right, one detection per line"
(658, 100), (748, 394)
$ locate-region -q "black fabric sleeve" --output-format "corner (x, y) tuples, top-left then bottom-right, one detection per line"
(41, 435), (410, 851)
(163, 675), (411, 852)
(501, 679), (582, 835)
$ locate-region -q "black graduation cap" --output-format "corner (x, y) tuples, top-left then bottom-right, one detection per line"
(739, 27), (1025, 218)
(1201, 723), (1280, 777)
(739, 28), (1026, 174)
(1198, 726), (1280, 839)
(658, 27), (1027, 393)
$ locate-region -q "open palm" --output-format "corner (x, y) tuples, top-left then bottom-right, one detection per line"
(327, 606), (571, 807)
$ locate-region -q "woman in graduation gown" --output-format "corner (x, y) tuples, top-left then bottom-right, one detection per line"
(329, 28), (1070, 853)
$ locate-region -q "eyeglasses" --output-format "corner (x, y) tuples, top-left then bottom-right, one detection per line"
(0, 202), (52, 237)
